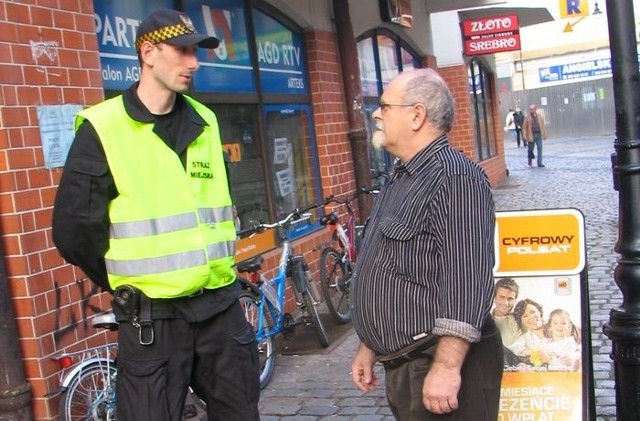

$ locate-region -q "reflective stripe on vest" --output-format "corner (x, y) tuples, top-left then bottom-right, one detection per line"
(110, 206), (234, 239)
(105, 239), (235, 276)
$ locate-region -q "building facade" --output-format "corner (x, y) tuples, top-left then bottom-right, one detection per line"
(0, 0), (509, 417)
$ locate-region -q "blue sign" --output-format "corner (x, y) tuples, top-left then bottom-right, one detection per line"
(253, 9), (308, 95)
(539, 58), (612, 83)
(94, 0), (256, 93)
(184, 0), (255, 93)
(93, 0), (170, 91)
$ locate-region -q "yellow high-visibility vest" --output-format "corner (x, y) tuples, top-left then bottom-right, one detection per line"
(75, 95), (236, 298)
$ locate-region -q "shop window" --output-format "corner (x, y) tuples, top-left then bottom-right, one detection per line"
(377, 35), (400, 90)
(211, 104), (269, 229)
(357, 29), (419, 184)
(468, 59), (496, 161)
(264, 105), (322, 239)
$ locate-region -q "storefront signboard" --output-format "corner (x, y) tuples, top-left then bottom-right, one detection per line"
(253, 9), (308, 95)
(461, 15), (521, 56)
(94, 0), (256, 93)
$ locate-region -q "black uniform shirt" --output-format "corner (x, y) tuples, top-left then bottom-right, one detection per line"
(52, 83), (240, 321)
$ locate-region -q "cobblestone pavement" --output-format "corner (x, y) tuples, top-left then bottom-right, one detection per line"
(258, 136), (622, 420)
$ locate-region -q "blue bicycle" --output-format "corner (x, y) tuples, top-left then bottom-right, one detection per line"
(236, 205), (329, 388)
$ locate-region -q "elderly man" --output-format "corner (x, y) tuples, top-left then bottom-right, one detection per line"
(350, 68), (503, 420)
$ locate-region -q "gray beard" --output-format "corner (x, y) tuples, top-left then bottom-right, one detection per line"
(372, 130), (385, 150)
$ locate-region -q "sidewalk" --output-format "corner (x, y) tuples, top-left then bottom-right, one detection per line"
(258, 136), (621, 420)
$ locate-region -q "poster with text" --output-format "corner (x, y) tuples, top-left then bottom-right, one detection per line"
(493, 209), (592, 420)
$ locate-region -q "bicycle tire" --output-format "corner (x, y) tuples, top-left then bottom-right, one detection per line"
(319, 247), (352, 324)
(59, 361), (117, 421)
(294, 263), (330, 348)
(239, 292), (276, 389)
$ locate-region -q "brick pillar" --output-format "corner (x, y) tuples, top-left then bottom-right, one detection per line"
(0, 1), (111, 418)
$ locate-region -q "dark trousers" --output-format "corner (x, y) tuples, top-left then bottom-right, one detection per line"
(515, 128), (522, 147)
(384, 320), (503, 420)
(115, 302), (260, 421)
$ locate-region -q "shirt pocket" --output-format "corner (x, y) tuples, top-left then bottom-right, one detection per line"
(378, 218), (423, 277)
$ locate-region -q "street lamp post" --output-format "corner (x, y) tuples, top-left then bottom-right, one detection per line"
(603, 0), (640, 419)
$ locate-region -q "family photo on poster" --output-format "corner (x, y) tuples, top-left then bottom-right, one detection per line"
(492, 276), (582, 373)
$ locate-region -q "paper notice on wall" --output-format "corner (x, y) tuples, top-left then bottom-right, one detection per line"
(37, 104), (83, 168)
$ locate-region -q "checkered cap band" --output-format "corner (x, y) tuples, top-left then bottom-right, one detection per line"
(135, 23), (194, 50)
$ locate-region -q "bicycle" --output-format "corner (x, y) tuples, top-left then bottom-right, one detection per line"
(317, 187), (379, 324)
(52, 313), (203, 421)
(236, 204), (330, 389)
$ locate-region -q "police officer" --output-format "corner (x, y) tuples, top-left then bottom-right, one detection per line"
(52, 9), (259, 421)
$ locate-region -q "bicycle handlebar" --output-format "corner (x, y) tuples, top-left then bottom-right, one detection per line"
(323, 186), (380, 206)
(237, 187), (380, 238)
(236, 202), (322, 239)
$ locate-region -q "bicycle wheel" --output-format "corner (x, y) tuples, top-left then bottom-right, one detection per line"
(319, 247), (352, 324)
(294, 263), (330, 348)
(59, 361), (117, 421)
(239, 292), (276, 389)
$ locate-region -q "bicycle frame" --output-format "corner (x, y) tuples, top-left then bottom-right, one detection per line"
(253, 240), (291, 343)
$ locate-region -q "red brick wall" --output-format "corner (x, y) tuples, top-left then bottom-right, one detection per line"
(435, 64), (507, 187)
(0, 1), (108, 418)
(304, 30), (356, 201)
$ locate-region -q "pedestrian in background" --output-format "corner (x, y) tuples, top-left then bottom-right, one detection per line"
(52, 8), (259, 421)
(523, 104), (548, 167)
(505, 108), (516, 146)
(513, 107), (524, 148)
(350, 68), (503, 420)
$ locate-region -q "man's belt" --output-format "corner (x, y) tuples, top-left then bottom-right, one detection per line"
(377, 334), (439, 370)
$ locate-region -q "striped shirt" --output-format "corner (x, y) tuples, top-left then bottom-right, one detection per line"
(352, 136), (496, 356)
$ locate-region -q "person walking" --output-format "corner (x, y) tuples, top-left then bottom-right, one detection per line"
(513, 107), (524, 148)
(522, 104), (548, 167)
(350, 68), (503, 420)
(504, 108), (516, 146)
(52, 9), (259, 421)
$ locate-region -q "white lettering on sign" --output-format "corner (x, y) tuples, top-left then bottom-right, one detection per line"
(258, 41), (280, 64)
(257, 41), (301, 67)
(470, 16), (514, 33)
(563, 59), (611, 74)
(469, 37), (517, 52)
(287, 78), (304, 89)
(101, 64), (140, 82)
(94, 14), (139, 48)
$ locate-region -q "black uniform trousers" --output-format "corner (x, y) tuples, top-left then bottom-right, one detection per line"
(115, 300), (260, 421)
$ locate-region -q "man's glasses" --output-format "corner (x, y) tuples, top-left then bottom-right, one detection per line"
(378, 102), (418, 113)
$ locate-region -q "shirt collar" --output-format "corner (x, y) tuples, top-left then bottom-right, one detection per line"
(397, 134), (449, 177)
(122, 83), (208, 128)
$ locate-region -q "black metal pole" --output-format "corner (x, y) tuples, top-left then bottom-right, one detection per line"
(0, 236), (32, 419)
(603, 0), (640, 419)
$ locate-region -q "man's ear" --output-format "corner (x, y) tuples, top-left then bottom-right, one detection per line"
(139, 42), (156, 66)
(411, 103), (427, 131)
